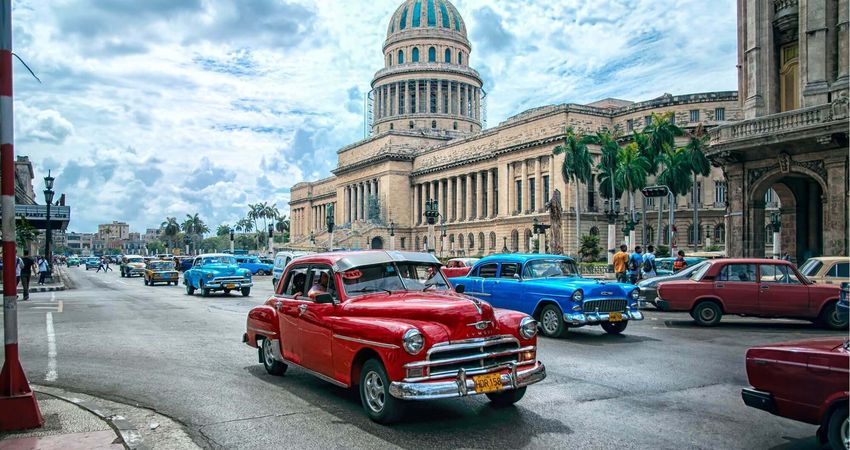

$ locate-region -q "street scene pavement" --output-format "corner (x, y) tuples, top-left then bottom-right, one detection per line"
(1, 266), (839, 449)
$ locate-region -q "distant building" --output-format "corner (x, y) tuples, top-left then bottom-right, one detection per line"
(98, 221), (130, 242)
(67, 232), (95, 256)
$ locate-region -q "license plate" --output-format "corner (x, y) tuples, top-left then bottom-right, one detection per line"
(472, 373), (503, 394)
(609, 312), (623, 322)
(226, 284), (235, 289)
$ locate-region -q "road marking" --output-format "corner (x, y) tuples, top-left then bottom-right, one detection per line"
(57, 300), (63, 313)
(51, 292), (56, 302)
(46, 312), (57, 382)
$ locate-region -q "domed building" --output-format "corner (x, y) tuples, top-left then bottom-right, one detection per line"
(289, 0), (747, 257)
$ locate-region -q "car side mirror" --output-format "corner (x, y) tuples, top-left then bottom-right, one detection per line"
(455, 284), (465, 294)
(314, 293), (335, 305)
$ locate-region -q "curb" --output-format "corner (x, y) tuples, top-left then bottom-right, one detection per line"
(33, 388), (147, 450)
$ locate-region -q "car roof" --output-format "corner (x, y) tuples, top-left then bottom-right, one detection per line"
(806, 256), (850, 263)
(124, 255), (144, 258)
(196, 253), (237, 258)
(709, 258), (794, 265)
(476, 253), (576, 264)
(289, 250), (439, 271)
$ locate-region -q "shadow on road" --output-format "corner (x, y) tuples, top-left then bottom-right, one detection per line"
(663, 319), (843, 334)
(544, 329), (662, 346)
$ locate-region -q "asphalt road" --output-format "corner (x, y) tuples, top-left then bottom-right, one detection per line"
(1, 266), (842, 449)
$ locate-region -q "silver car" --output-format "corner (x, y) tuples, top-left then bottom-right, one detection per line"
(637, 261), (708, 307)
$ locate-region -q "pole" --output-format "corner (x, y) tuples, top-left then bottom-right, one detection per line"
(668, 192), (676, 256)
(773, 231), (781, 259)
(427, 224), (435, 253)
(328, 230), (334, 252)
(390, 235), (395, 251)
(44, 202), (51, 268)
(692, 175), (699, 251)
(0, 0), (43, 429)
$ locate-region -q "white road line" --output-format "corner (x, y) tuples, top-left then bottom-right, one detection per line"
(50, 292), (56, 302)
(46, 312), (57, 382)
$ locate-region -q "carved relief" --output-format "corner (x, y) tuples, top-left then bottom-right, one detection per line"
(747, 165), (777, 186)
(829, 93), (849, 120)
(778, 152), (791, 173)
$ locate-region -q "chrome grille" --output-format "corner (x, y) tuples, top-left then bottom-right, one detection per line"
(213, 276), (249, 283)
(426, 336), (520, 377)
(583, 299), (627, 313)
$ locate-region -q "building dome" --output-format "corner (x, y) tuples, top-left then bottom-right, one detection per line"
(386, 0), (467, 40)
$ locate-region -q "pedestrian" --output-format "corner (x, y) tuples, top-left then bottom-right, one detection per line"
(781, 251), (791, 262)
(20, 250), (34, 300)
(642, 245), (657, 279)
(96, 256), (106, 273)
(15, 253), (23, 289)
(672, 250), (688, 272)
(104, 257), (113, 272)
(613, 244), (629, 283)
(628, 246), (644, 284)
(37, 256), (49, 285)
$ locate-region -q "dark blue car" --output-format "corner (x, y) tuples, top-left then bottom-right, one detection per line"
(449, 254), (642, 338)
(839, 282), (849, 324)
(235, 256), (274, 276)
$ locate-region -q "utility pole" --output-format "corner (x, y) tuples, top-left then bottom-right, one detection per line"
(0, 0), (44, 430)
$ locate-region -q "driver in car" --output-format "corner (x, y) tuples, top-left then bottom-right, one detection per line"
(308, 272), (330, 299)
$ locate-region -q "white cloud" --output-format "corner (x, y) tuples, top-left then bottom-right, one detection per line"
(15, 102), (74, 144)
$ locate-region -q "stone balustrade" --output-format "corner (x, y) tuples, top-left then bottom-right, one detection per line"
(709, 103), (831, 145)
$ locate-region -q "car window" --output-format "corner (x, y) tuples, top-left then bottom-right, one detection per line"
(398, 263), (450, 291)
(306, 266), (338, 301)
(799, 259), (823, 277)
(523, 259), (579, 279)
(282, 266), (309, 297)
(500, 263), (520, 279)
(718, 264), (757, 282)
(759, 264), (800, 284)
(828, 263), (849, 278)
(477, 263), (498, 278)
(341, 264), (406, 295)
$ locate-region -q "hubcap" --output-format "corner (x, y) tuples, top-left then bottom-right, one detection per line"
(263, 340), (274, 366)
(542, 310), (559, 334)
(700, 307), (715, 321)
(841, 416), (848, 448)
(363, 371), (385, 413)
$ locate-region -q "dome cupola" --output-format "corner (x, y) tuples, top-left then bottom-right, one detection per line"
(386, 0), (468, 40)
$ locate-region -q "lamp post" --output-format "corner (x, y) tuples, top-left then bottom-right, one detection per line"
(604, 197), (620, 269)
(309, 231), (316, 247)
(229, 229), (235, 253)
(770, 211), (781, 259)
(423, 198), (440, 254)
(267, 224), (274, 257)
(388, 220), (395, 250)
(439, 220), (447, 258)
(641, 185), (673, 255)
(532, 217), (551, 254)
(43, 171), (55, 279)
(326, 204), (335, 251)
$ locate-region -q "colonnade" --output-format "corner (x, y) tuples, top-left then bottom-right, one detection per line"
(373, 79), (481, 122)
(343, 178), (380, 224)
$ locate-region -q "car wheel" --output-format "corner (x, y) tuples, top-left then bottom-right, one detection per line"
(486, 387), (527, 407)
(241, 287), (251, 297)
(818, 301), (848, 330)
(827, 405), (848, 450)
(539, 304), (567, 338)
(260, 338), (287, 376)
(692, 301), (722, 326)
(201, 281), (210, 297)
(257, 270), (265, 276)
(601, 321), (628, 334)
(185, 283), (195, 296)
(144, 278), (149, 286)
(359, 358), (404, 424)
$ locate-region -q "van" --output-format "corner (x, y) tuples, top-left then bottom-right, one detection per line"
(272, 251), (312, 289)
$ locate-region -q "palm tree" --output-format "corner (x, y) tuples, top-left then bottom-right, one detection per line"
(658, 146), (694, 248)
(685, 124), (711, 248)
(553, 127), (593, 254)
(160, 217), (180, 250)
(592, 129), (624, 205)
(216, 224), (231, 237)
(615, 142), (651, 237)
(632, 130), (652, 244)
(645, 112), (683, 244)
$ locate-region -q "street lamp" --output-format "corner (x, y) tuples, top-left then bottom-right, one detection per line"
(388, 220), (395, 250)
(423, 198), (440, 253)
(229, 229), (235, 253)
(769, 211), (781, 259)
(309, 231), (316, 246)
(603, 197), (620, 268)
(326, 204), (335, 251)
(267, 223), (274, 256)
(439, 219), (447, 257)
(502, 236), (509, 254)
(532, 217), (551, 254)
(43, 171), (55, 278)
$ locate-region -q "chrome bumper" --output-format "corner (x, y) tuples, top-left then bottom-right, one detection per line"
(388, 362), (546, 400)
(206, 280), (253, 289)
(563, 310), (644, 325)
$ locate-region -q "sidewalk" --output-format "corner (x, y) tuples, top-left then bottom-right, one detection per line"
(0, 266), (68, 295)
(0, 385), (199, 450)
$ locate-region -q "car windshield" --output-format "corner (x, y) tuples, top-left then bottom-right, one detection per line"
(341, 262), (450, 297)
(656, 260), (674, 271)
(690, 262), (713, 281)
(127, 257), (144, 263)
(149, 261), (175, 270)
(202, 256), (236, 265)
(523, 259), (580, 279)
(798, 259), (823, 277)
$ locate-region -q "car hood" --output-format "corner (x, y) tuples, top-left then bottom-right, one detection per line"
(201, 264), (248, 276)
(523, 277), (634, 297)
(343, 290), (501, 340)
(749, 337), (849, 355)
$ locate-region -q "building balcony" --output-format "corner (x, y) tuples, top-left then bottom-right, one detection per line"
(0, 204), (71, 231)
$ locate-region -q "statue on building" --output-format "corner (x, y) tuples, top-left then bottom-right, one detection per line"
(546, 189), (564, 255)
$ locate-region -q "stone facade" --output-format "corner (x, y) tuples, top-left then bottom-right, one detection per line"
(708, 0), (849, 261)
(289, 0), (747, 257)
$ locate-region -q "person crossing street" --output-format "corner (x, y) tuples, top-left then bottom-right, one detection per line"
(628, 246), (644, 284)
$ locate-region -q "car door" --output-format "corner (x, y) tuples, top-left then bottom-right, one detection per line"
(757, 263), (810, 317)
(714, 263), (758, 313)
(459, 263), (494, 298)
(275, 264), (310, 364)
(483, 263), (523, 312)
(291, 265), (337, 377)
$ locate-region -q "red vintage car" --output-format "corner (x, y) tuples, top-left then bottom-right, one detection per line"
(655, 258), (846, 329)
(243, 251), (545, 423)
(742, 338), (849, 449)
(440, 257), (479, 279)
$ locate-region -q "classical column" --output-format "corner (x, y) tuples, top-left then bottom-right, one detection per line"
(437, 80), (443, 115)
(475, 88), (480, 120)
(802, 0), (829, 104)
(350, 186), (356, 222)
(490, 168), (498, 217)
(450, 176), (457, 221)
(464, 174), (473, 220)
(838, 0), (849, 83)
(505, 162), (513, 215)
(535, 157), (544, 212)
(477, 170), (486, 218)
(520, 160), (528, 214)
(359, 183), (365, 221)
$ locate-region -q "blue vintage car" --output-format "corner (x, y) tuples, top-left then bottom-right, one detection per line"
(234, 255), (274, 276)
(183, 253), (253, 297)
(84, 257), (101, 270)
(449, 254), (643, 337)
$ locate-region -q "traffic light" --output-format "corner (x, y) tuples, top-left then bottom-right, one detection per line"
(641, 185), (670, 198)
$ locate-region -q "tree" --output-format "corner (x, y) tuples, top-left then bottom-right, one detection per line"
(160, 217), (180, 250)
(645, 112), (683, 244)
(15, 217), (40, 251)
(181, 213), (209, 253)
(592, 129), (625, 203)
(579, 234), (601, 262)
(685, 124), (711, 248)
(615, 142), (650, 233)
(658, 146), (694, 248)
(146, 240), (166, 255)
(216, 224), (231, 237)
(553, 126), (593, 255)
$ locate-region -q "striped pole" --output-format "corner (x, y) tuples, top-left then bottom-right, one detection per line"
(0, 0), (43, 430)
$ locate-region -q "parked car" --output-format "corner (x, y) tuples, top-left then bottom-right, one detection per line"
(84, 257), (100, 270)
(156, 253), (173, 260)
(742, 338), (848, 449)
(272, 251), (311, 289)
(183, 253), (253, 297)
(244, 250), (546, 423)
(637, 261), (709, 307)
(441, 257), (480, 278)
(654, 256), (706, 276)
(656, 258), (846, 329)
(449, 254), (643, 337)
(66, 257), (81, 267)
(143, 260), (179, 286)
(175, 256), (193, 272)
(259, 257), (274, 265)
(839, 282), (849, 324)
(235, 255), (274, 276)
(798, 256), (850, 285)
(120, 255), (146, 277)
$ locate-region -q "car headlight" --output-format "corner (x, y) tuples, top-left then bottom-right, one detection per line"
(402, 328), (425, 355)
(571, 290), (583, 302)
(630, 289), (640, 300)
(519, 316), (538, 339)
(206, 273), (213, 279)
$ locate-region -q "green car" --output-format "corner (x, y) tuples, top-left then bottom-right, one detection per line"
(67, 257), (81, 267)
(654, 257), (706, 276)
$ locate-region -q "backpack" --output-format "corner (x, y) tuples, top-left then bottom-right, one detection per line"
(643, 257), (654, 273)
(628, 255), (639, 272)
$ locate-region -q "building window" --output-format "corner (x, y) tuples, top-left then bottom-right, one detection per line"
(409, 121), (414, 129)
(490, 232), (496, 249)
(714, 107), (725, 121)
(390, 123), (394, 130)
(478, 232), (485, 251)
(692, 181), (702, 207)
(688, 224), (703, 245)
(439, 0), (449, 27)
(415, 236), (420, 250)
(515, 180), (522, 214)
(468, 233), (474, 249)
(689, 109), (700, 122)
(445, 48), (451, 63)
(779, 42), (800, 112)
(458, 52), (463, 65)
(387, 55), (391, 67)
(412, 47), (419, 62)
(412, 0), (421, 27)
(428, 47), (436, 62)
(427, 0), (436, 26)
(493, 172), (499, 215)
(627, 119), (633, 131)
(644, 116), (651, 128)
(668, 114), (676, 125)
(398, 50), (404, 64)
(714, 224), (725, 244)
(400, 237), (406, 249)
(431, 120), (437, 128)
(528, 178), (536, 212)
(543, 175), (550, 203)
(453, 121), (457, 130)
(714, 181), (727, 206)
(587, 174), (596, 211)
(646, 196), (655, 208)
(399, 6), (409, 29)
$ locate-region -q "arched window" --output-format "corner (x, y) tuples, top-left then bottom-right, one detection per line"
(458, 52), (463, 65)
(415, 236), (420, 251)
(399, 6), (409, 30)
(524, 229), (533, 252)
(467, 233), (474, 249)
(714, 224), (726, 244)
(398, 50), (404, 64)
(489, 232), (496, 249)
(431, 120), (437, 128)
(453, 121), (457, 130)
(590, 226), (599, 236)
(412, 47), (419, 63)
(646, 227), (654, 244)
(445, 48), (451, 63)
(428, 47), (436, 62)
(510, 230), (519, 252)
(458, 234), (464, 249)
(779, 43), (799, 112)
(390, 123), (394, 130)
(478, 232), (485, 250)
(400, 237), (406, 249)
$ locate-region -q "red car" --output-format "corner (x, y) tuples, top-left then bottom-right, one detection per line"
(656, 258), (846, 329)
(742, 338), (849, 449)
(243, 251), (545, 423)
(440, 257), (479, 279)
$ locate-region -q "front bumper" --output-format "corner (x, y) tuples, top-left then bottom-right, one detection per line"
(655, 300), (671, 311)
(638, 289), (658, 307)
(563, 310), (644, 325)
(151, 272), (178, 280)
(741, 388), (776, 414)
(388, 362), (546, 400)
(204, 279), (253, 289)
(128, 267), (145, 275)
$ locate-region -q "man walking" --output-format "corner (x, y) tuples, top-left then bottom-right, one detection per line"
(20, 250), (34, 300)
(642, 245), (657, 279)
(628, 246), (644, 284)
(104, 257), (113, 272)
(613, 244), (629, 283)
(96, 256), (106, 273)
(37, 256), (49, 285)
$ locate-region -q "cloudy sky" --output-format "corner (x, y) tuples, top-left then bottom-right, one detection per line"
(12, 0), (738, 234)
